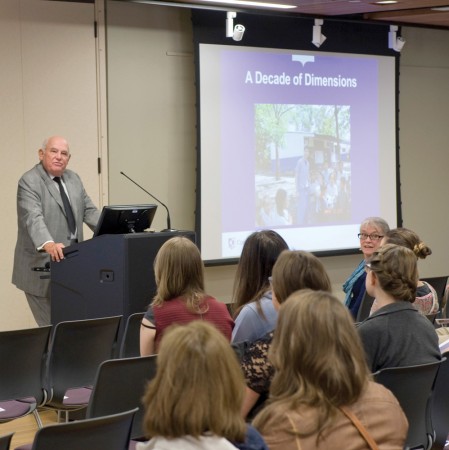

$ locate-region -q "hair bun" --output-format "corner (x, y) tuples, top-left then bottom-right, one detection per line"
(414, 242), (432, 259)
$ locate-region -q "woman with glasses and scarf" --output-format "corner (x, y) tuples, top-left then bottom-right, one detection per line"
(343, 217), (390, 319)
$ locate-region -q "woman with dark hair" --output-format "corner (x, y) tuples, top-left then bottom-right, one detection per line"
(231, 230), (288, 343)
(253, 290), (407, 450)
(240, 250), (331, 418)
(358, 244), (441, 372)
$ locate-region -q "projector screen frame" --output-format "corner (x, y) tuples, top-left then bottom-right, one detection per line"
(192, 10), (402, 266)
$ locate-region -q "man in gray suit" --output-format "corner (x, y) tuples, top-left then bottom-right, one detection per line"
(12, 136), (100, 326)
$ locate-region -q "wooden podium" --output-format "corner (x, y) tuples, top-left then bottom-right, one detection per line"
(50, 231), (195, 326)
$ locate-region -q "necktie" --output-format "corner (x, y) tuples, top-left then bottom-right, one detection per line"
(54, 177), (76, 235)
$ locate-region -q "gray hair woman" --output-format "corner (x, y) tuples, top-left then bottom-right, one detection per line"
(342, 216), (389, 319)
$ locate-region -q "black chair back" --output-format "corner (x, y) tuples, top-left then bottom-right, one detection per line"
(374, 359), (442, 450)
(429, 354), (449, 449)
(422, 276), (448, 317)
(0, 326), (51, 424)
(119, 312), (145, 358)
(0, 433), (14, 450)
(86, 355), (157, 439)
(45, 316), (122, 408)
(30, 408), (137, 450)
(355, 292), (375, 322)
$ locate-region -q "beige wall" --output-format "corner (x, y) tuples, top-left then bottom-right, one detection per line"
(399, 27), (449, 278)
(0, 1), (448, 330)
(0, 0), (102, 329)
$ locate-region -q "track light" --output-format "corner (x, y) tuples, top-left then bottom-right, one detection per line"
(311, 19), (326, 48)
(226, 11), (245, 41)
(388, 25), (405, 52)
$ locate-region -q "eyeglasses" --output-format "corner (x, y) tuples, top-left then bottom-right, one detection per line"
(46, 148), (70, 159)
(358, 233), (384, 241)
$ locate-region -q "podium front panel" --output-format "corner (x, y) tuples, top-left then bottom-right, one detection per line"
(51, 231), (195, 326)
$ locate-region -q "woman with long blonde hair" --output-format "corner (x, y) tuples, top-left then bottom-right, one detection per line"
(138, 321), (268, 450)
(253, 290), (408, 450)
(140, 236), (233, 356)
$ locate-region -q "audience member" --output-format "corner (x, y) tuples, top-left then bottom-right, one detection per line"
(253, 290), (408, 450)
(137, 321), (268, 450)
(343, 216), (390, 319)
(358, 244), (441, 372)
(240, 250), (331, 418)
(370, 228), (438, 316)
(140, 236), (233, 356)
(231, 230), (289, 344)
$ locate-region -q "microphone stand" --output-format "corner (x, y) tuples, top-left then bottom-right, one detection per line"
(120, 171), (177, 232)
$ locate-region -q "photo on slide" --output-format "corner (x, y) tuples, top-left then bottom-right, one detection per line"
(255, 103), (351, 228)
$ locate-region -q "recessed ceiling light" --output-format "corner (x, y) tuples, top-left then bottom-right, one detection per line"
(199, 0), (296, 8)
(374, 1), (398, 4)
(431, 6), (449, 11)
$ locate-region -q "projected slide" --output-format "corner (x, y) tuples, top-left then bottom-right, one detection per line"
(199, 44), (397, 262)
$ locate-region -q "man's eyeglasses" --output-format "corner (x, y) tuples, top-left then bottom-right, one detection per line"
(47, 148), (70, 159)
(358, 233), (384, 241)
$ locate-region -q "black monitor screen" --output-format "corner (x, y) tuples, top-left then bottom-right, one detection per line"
(93, 204), (158, 237)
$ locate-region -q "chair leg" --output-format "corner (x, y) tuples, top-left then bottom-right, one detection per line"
(33, 409), (44, 429)
(56, 410), (70, 422)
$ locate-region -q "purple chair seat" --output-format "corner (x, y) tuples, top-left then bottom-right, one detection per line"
(0, 399), (35, 420)
(62, 387), (93, 407)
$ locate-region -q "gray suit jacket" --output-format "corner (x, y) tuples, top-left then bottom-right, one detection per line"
(12, 163), (100, 297)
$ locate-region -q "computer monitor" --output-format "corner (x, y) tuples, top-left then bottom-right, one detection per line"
(93, 204), (158, 237)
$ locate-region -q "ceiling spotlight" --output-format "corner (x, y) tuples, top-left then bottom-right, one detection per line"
(388, 25), (406, 52)
(226, 11), (245, 41)
(312, 19), (326, 48)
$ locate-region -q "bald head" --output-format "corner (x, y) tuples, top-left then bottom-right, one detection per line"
(38, 136), (71, 177)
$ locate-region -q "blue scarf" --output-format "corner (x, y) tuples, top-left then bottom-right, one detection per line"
(342, 260), (365, 306)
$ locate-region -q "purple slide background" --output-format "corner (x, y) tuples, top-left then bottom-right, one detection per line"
(217, 49), (380, 232)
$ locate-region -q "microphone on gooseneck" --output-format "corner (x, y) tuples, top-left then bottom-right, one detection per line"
(120, 171), (177, 232)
